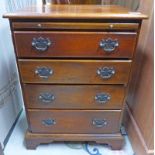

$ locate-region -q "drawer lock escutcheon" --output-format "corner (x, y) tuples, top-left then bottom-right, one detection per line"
(32, 37), (52, 52)
(42, 119), (56, 126)
(92, 119), (108, 128)
(100, 38), (119, 53)
(39, 92), (55, 103)
(95, 93), (111, 104)
(97, 67), (115, 79)
(35, 67), (53, 79)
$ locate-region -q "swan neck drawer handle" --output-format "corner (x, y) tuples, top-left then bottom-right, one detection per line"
(32, 37), (52, 52)
(97, 67), (115, 79)
(39, 92), (55, 103)
(92, 119), (108, 128)
(95, 93), (111, 104)
(100, 38), (119, 53)
(35, 67), (53, 79)
(42, 119), (56, 126)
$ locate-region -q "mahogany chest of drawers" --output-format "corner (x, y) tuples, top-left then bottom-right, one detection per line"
(4, 4), (146, 150)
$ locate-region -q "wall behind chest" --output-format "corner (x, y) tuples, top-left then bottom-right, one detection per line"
(0, 0), (36, 148)
(124, 0), (154, 154)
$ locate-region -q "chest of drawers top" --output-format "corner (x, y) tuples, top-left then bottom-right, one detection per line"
(4, 4), (147, 20)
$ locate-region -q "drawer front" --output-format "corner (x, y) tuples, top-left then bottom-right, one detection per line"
(13, 22), (139, 30)
(18, 59), (132, 84)
(14, 31), (137, 58)
(28, 110), (121, 134)
(23, 84), (125, 110)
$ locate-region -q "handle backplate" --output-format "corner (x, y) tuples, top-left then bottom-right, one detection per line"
(92, 119), (108, 128)
(39, 92), (55, 103)
(42, 118), (56, 126)
(97, 67), (115, 79)
(95, 93), (111, 104)
(32, 37), (51, 52)
(35, 67), (53, 79)
(100, 38), (119, 53)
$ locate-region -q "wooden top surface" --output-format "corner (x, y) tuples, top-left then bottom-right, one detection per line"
(4, 5), (147, 20)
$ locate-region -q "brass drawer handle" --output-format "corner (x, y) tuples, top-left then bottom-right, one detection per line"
(92, 119), (108, 128)
(100, 38), (119, 53)
(39, 92), (55, 103)
(95, 93), (111, 104)
(42, 119), (56, 126)
(32, 37), (52, 52)
(97, 67), (115, 79)
(35, 67), (53, 79)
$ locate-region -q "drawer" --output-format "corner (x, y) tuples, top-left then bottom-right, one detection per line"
(28, 110), (121, 134)
(23, 84), (125, 110)
(13, 22), (139, 30)
(19, 59), (132, 84)
(14, 31), (137, 58)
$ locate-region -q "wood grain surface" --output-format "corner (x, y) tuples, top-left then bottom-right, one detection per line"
(4, 4), (147, 150)
(18, 59), (132, 84)
(12, 22), (139, 30)
(125, 0), (154, 154)
(23, 84), (126, 110)
(25, 131), (124, 150)
(14, 31), (137, 58)
(28, 109), (121, 134)
(3, 5), (147, 19)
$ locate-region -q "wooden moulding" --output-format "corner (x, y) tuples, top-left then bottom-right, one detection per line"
(25, 131), (124, 150)
(3, 5), (148, 19)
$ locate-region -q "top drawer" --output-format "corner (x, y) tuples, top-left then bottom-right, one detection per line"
(14, 31), (137, 58)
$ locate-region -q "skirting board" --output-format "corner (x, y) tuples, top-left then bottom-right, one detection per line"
(0, 143), (4, 155)
(124, 104), (154, 155)
(2, 109), (23, 149)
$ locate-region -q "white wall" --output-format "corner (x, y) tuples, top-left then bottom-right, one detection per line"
(0, 0), (30, 148)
